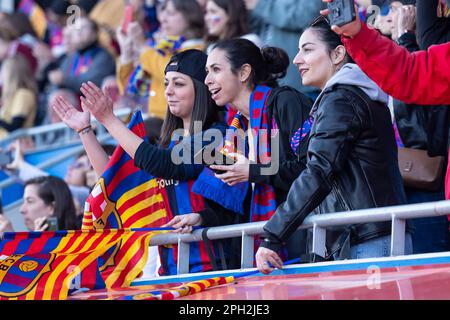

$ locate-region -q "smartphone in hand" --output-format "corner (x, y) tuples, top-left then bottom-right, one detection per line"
(45, 217), (59, 231)
(195, 145), (237, 174)
(207, 153), (237, 175)
(327, 0), (356, 27)
(0, 151), (12, 168)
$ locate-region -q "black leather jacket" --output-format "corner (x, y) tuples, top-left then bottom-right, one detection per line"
(261, 84), (409, 259)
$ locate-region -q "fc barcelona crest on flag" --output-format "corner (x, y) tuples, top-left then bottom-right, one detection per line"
(0, 253), (54, 298)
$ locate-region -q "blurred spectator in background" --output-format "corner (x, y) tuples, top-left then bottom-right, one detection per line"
(244, 0), (326, 100)
(7, 144), (89, 210)
(7, 11), (38, 39)
(15, 0), (48, 41)
(76, 0), (99, 16)
(40, 23), (77, 89)
(204, 0), (261, 53)
(101, 76), (121, 106)
(196, 0), (207, 11)
(372, 1), (402, 39)
(45, 89), (80, 125)
(44, 0), (71, 58)
(0, 12), (53, 94)
(0, 26), (19, 63)
(0, 55), (38, 139)
(0, 20), (39, 75)
(28, 88), (80, 144)
(117, 0), (205, 119)
(0, 175), (81, 233)
(89, 0), (126, 57)
(417, 0), (450, 49)
(21, 176), (79, 231)
(48, 16), (115, 95)
(129, 0), (161, 41)
(0, 195), (14, 236)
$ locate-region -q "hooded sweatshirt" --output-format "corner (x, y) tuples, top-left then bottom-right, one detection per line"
(311, 63), (389, 116)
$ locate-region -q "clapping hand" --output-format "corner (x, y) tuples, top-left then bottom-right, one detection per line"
(80, 82), (116, 124)
(52, 95), (91, 133)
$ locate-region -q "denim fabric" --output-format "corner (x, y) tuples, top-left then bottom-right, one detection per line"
(350, 233), (413, 259)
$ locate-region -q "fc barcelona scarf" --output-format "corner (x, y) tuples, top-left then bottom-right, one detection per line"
(193, 85), (278, 223)
(69, 47), (99, 77)
(157, 140), (221, 276)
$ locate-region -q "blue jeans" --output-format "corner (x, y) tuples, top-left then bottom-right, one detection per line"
(350, 234), (413, 259)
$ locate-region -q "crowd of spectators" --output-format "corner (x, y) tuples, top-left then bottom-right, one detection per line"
(0, 0), (448, 276)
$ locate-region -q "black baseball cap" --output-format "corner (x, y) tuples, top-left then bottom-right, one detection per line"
(164, 49), (208, 83)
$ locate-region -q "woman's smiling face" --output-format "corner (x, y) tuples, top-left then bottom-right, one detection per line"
(293, 28), (336, 89)
(204, 48), (242, 107)
(164, 71), (195, 119)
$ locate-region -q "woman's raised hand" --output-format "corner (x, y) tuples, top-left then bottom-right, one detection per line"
(320, 0), (362, 38)
(52, 95), (90, 132)
(80, 82), (116, 124)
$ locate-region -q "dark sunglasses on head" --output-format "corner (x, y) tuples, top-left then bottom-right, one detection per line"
(310, 15), (331, 27)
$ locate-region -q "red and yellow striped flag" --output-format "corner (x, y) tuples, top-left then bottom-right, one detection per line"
(0, 229), (127, 300)
(83, 111), (168, 288)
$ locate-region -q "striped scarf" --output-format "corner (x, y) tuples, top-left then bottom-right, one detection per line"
(125, 35), (185, 101)
(157, 140), (222, 276)
(193, 85), (278, 223)
(69, 48), (98, 77)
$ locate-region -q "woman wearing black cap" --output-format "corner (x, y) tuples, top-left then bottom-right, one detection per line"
(53, 49), (237, 275)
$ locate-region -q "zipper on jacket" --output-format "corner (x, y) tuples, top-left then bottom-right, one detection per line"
(332, 180), (352, 212)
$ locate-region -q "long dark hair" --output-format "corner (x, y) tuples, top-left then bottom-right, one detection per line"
(24, 176), (78, 230)
(160, 0), (205, 39)
(160, 78), (219, 148)
(205, 0), (249, 43)
(212, 38), (290, 88)
(307, 16), (354, 65)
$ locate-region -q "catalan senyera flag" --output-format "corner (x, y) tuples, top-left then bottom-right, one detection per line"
(0, 229), (126, 300)
(68, 275), (235, 301)
(83, 110), (168, 288)
(119, 276), (235, 300)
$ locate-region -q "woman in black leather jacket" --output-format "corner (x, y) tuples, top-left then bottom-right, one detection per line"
(256, 17), (413, 274)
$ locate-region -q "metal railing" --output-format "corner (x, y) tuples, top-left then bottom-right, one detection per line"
(0, 108), (133, 148)
(0, 108), (134, 212)
(148, 200), (450, 275)
(0, 134), (116, 212)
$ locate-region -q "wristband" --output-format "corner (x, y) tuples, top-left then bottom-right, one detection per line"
(77, 125), (92, 135)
